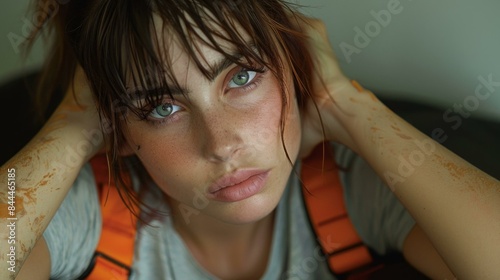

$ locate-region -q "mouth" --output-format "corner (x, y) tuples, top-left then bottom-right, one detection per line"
(208, 169), (270, 202)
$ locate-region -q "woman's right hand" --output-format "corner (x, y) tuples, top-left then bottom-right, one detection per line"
(42, 66), (104, 160)
(0, 66), (103, 280)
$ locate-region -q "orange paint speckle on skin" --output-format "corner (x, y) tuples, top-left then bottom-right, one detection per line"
(0, 204), (9, 218)
(20, 156), (33, 168)
(348, 97), (359, 104)
(351, 80), (364, 92)
(17, 197), (26, 217)
(390, 125), (401, 132)
(368, 92), (378, 102)
(433, 155), (498, 197)
(444, 162), (464, 179)
(18, 186), (39, 205)
(396, 133), (412, 140)
(32, 214), (46, 230)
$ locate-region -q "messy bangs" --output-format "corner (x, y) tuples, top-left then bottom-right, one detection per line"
(79, 0), (305, 118)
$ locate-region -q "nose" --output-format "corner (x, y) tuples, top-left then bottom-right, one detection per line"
(198, 109), (245, 163)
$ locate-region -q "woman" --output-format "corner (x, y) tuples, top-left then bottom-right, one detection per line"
(2, 0), (499, 279)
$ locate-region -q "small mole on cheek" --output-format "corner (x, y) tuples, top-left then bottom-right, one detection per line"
(137, 145), (141, 151)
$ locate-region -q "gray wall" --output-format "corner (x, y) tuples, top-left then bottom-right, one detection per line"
(0, 0), (45, 83)
(1, 0), (499, 120)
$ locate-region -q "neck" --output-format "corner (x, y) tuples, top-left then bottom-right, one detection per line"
(168, 198), (274, 250)
(167, 198), (275, 279)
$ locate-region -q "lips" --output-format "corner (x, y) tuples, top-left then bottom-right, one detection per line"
(208, 169), (270, 202)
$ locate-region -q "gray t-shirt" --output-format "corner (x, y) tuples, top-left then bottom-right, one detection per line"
(43, 144), (415, 279)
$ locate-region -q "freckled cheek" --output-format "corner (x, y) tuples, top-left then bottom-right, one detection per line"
(251, 88), (301, 161)
(248, 94), (282, 149)
(129, 129), (198, 191)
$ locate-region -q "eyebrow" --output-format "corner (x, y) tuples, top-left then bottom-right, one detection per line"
(126, 49), (253, 99)
(126, 83), (188, 100)
(207, 53), (243, 82)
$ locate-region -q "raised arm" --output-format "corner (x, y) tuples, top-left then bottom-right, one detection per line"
(0, 68), (102, 279)
(299, 18), (500, 279)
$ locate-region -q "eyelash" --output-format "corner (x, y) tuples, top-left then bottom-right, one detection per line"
(144, 66), (267, 127)
(226, 67), (266, 94)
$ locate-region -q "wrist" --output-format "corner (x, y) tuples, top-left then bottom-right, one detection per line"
(37, 105), (104, 164)
(320, 80), (384, 154)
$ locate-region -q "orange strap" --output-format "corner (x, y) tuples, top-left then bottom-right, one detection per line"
(83, 155), (139, 280)
(301, 143), (374, 275)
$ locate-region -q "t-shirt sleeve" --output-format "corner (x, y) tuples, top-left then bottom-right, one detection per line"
(42, 163), (101, 279)
(333, 143), (416, 255)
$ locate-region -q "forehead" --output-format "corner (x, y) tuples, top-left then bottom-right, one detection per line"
(151, 10), (253, 74)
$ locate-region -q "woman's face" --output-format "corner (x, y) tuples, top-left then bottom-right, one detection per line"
(124, 28), (302, 225)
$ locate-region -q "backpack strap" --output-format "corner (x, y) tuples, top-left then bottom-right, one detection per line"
(79, 155), (139, 280)
(301, 143), (377, 276)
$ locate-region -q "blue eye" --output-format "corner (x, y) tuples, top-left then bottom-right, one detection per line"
(228, 70), (257, 88)
(149, 103), (181, 119)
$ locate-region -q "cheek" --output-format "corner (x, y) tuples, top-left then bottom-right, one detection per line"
(125, 125), (199, 195)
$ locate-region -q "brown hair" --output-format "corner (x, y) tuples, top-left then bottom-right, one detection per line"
(28, 0), (317, 219)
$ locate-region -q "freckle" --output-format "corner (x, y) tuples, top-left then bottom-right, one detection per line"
(367, 117), (372, 121)
(371, 107), (377, 111)
(371, 127), (380, 132)
(137, 145), (141, 151)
